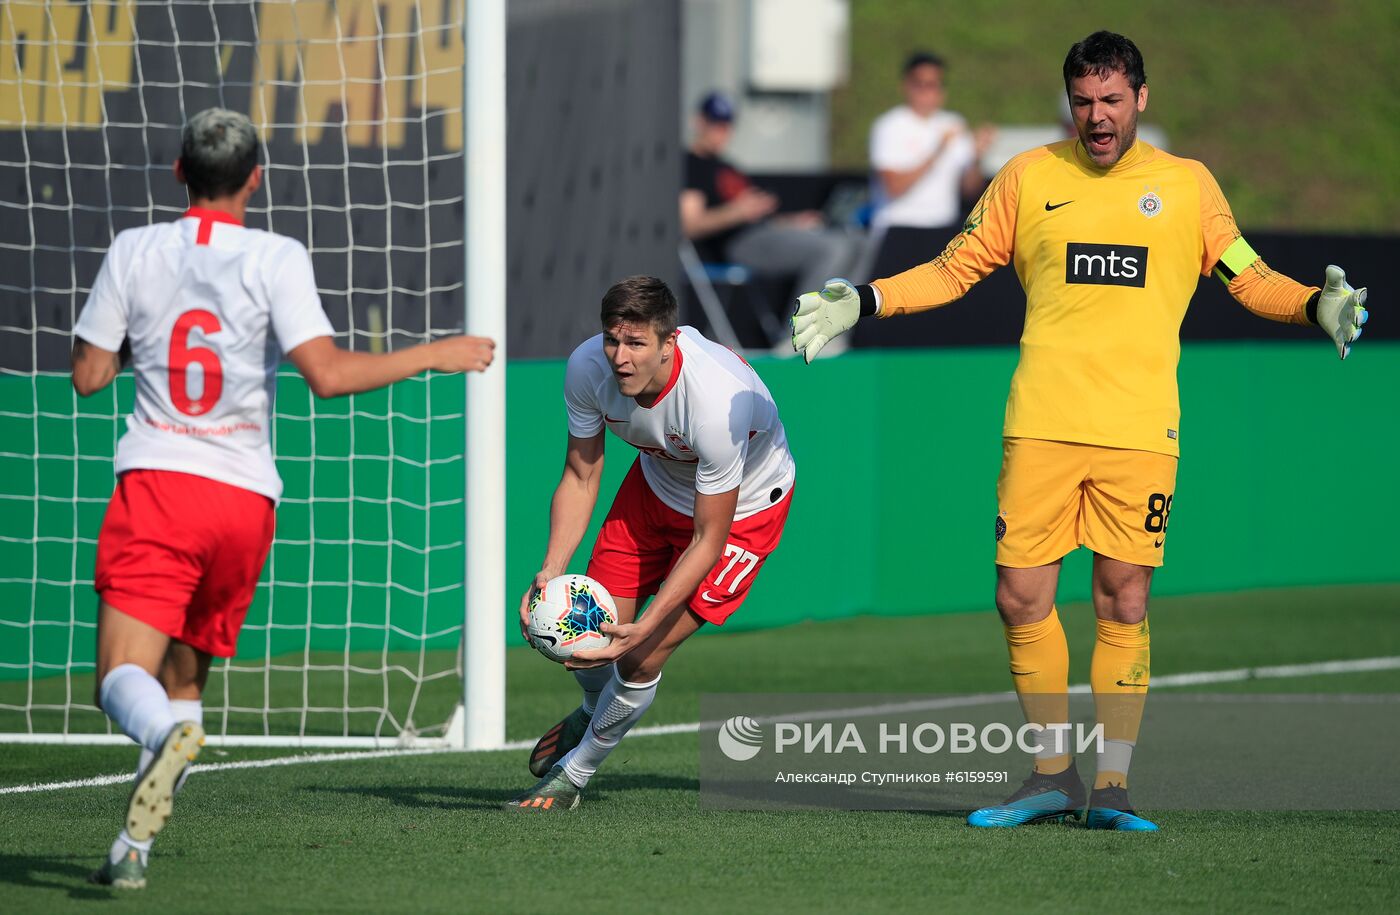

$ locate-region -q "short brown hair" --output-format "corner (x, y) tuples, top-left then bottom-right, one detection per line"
(1064, 31), (1146, 94)
(600, 275), (678, 339)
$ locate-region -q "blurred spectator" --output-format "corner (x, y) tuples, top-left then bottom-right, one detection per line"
(681, 92), (861, 334)
(868, 52), (996, 235)
(1058, 92), (1077, 138)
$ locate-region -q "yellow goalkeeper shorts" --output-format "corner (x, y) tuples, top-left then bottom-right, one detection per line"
(995, 437), (1179, 569)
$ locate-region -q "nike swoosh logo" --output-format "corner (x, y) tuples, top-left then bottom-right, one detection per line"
(1044, 200), (1073, 211)
(699, 590), (725, 603)
(1115, 680), (1148, 688)
(1010, 670), (1037, 676)
(1154, 537), (1164, 548)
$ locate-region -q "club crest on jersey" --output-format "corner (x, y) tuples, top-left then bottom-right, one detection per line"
(1138, 191), (1163, 218)
(665, 430), (695, 455)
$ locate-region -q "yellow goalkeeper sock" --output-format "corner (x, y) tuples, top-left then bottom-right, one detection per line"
(1004, 607), (1071, 775)
(1090, 617), (1151, 790)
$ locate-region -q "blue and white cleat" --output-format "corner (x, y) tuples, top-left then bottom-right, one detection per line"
(1085, 785), (1159, 831)
(967, 762), (1086, 827)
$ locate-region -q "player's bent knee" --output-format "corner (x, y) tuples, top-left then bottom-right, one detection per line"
(1098, 602), (1148, 625)
(994, 584), (1053, 626)
(1092, 559), (1152, 624)
(1094, 586), (1149, 624)
(617, 642), (674, 685)
(617, 656), (659, 685)
(994, 563), (1060, 625)
(163, 682), (203, 701)
(160, 641), (212, 699)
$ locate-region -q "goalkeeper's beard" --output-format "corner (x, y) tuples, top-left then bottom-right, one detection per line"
(1082, 118), (1138, 167)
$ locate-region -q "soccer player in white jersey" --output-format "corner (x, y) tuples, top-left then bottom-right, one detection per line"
(71, 109), (495, 888)
(507, 275), (795, 811)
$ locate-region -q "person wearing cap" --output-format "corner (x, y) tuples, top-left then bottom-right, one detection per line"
(869, 51), (996, 236)
(681, 91), (860, 343)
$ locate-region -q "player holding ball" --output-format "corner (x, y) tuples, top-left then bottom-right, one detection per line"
(510, 276), (796, 811)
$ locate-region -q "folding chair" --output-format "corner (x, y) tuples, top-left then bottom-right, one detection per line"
(677, 238), (749, 351)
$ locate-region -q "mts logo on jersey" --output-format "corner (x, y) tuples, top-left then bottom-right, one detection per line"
(1065, 243), (1149, 288)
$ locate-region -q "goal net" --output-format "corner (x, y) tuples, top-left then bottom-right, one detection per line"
(0, 0), (473, 746)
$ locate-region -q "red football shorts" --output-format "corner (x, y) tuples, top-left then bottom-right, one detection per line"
(95, 469), (276, 658)
(587, 460), (793, 625)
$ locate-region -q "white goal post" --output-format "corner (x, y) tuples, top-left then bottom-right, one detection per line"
(462, 0), (507, 751)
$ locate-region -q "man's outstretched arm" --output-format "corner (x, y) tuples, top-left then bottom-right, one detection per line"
(1217, 242), (1369, 360)
(1193, 161), (1368, 360)
(285, 334), (494, 399)
(792, 147), (1034, 363)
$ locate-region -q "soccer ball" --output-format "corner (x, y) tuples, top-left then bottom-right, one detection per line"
(527, 574), (617, 664)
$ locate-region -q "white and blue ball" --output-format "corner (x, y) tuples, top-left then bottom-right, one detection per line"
(527, 574), (617, 664)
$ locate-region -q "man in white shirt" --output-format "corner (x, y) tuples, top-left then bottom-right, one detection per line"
(507, 276), (796, 811)
(73, 108), (495, 889)
(868, 52), (996, 235)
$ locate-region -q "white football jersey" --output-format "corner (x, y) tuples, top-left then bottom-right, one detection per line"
(73, 208), (335, 502)
(564, 327), (796, 520)
(869, 106), (976, 231)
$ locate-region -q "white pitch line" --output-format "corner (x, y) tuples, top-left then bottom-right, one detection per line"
(4, 654), (1398, 796)
(0, 747), (448, 795)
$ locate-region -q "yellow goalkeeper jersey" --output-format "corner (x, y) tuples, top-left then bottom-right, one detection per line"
(873, 138), (1317, 457)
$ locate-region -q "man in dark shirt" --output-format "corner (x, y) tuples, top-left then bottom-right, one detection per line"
(681, 92), (860, 342)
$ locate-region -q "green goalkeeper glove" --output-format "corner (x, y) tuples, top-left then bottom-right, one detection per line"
(791, 278), (861, 364)
(1316, 265), (1368, 360)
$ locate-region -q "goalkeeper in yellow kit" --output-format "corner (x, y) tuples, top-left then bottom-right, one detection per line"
(792, 31), (1369, 830)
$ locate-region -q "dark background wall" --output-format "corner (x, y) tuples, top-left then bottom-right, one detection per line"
(0, 0), (680, 372)
(507, 0), (680, 358)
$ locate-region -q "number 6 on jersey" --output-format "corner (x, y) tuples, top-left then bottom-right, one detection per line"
(168, 309), (223, 416)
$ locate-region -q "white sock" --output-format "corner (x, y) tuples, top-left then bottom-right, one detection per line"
(1096, 738), (1136, 787)
(135, 700), (204, 777)
(119, 698), (203, 861)
(99, 663), (176, 753)
(560, 669), (659, 789)
(573, 665), (614, 716)
(1034, 722), (1072, 762)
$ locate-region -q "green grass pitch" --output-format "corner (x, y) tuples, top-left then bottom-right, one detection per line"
(3, 584), (1399, 912)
